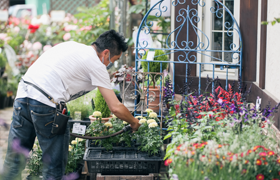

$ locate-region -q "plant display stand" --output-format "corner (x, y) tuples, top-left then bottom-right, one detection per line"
(84, 147), (164, 176)
(96, 173), (156, 180)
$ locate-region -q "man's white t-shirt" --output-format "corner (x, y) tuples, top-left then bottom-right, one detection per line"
(16, 41), (112, 108)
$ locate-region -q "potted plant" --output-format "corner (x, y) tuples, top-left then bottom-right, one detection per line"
(89, 89), (112, 122)
(111, 64), (143, 111)
(141, 50), (168, 112)
(26, 141), (43, 180)
(65, 138), (85, 176)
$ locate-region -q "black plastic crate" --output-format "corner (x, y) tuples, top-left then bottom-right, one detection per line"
(84, 147), (164, 175)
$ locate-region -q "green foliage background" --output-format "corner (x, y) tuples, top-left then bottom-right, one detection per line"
(142, 50), (168, 87)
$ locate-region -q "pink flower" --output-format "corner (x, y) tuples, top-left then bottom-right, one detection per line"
(43, 45), (52, 52)
(64, 25), (77, 32)
(13, 26), (20, 33)
(79, 26), (92, 31)
(0, 33), (7, 40)
(32, 42), (42, 50)
(63, 33), (71, 41)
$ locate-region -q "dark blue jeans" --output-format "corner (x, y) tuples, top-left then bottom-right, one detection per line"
(3, 98), (70, 180)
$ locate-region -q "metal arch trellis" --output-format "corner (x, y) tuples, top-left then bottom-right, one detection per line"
(128, 0), (242, 120)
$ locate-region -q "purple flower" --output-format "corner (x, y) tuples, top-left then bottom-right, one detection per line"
(172, 174), (179, 180)
(233, 117), (242, 123)
(0, 118), (8, 130)
(229, 122), (235, 127)
(63, 172), (79, 180)
(163, 69), (168, 77)
(12, 139), (29, 158)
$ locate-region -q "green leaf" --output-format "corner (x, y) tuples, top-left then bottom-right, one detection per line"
(271, 20), (277, 26)
(164, 133), (172, 140)
(261, 21), (269, 25)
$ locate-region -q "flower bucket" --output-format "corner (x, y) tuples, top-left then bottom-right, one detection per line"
(119, 81), (140, 112)
(144, 86), (161, 112)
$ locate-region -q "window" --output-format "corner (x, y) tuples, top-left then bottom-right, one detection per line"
(197, 0), (240, 80)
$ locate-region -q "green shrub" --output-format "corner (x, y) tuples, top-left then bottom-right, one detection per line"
(0, 79), (7, 96)
(94, 89), (111, 118)
(142, 50), (168, 88)
(0, 53), (7, 68)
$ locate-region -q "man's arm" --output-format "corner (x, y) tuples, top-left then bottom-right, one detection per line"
(98, 86), (140, 131)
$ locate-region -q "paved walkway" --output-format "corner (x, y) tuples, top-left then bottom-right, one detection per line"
(0, 107), (28, 179)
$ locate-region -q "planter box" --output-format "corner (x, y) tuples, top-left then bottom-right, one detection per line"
(84, 147), (164, 175)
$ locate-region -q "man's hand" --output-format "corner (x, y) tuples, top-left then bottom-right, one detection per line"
(130, 119), (141, 131)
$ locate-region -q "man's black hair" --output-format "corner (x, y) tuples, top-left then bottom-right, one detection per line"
(92, 30), (128, 57)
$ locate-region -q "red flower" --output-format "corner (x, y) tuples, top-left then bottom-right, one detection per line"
(240, 152), (244, 158)
(218, 144), (222, 148)
(255, 174), (264, 180)
(256, 159), (262, 166)
(28, 24), (40, 33)
(164, 159), (172, 166)
(247, 149), (253, 155)
(277, 159), (280, 165)
(253, 146), (261, 151)
(259, 152), (267, 157)
(245, 160), (249, 164)
(264, 161), (268, 165)
(176, 145), (182, 151)
(268, 151), (275, 156)
(242, 169), (247, 174)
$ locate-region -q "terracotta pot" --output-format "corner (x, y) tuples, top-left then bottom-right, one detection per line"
(144, 86), (161, 112)
(89, 115), (113, 123)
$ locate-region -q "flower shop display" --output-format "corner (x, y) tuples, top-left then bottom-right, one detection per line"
(141, 49), (168, 112)
(84, 110), (164, 175)
(160, 78), (280, 180)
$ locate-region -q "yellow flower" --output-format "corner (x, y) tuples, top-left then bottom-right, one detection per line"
(76, 138), (84, 142)
(69, 145), (73, 151)
(145, 108), (153, 113)
(112, 114), (117, 118)
(148, 122), (158, 128)
(104, 122), (113, 127)
(71, 140), (77, 145)
(33, 144), (38, 149)
(135, 116), (143, 119)
(123, 121), (128, 125)
(139, 119), (147, 124)
(149, 112), (157, 118)
(147, 119), (156, 124)
(92, 111), (102, 117)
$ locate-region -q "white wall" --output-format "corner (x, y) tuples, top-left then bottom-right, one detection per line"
(265, 0), (280, 100)
(256, 0), (262, 85)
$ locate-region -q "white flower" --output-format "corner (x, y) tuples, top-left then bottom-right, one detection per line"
(112, 114), (117, 119)
(147, 119), (156, 124)
(139, 119), (147, 124)
(92, 111), (102, 117)
(123, 121), (128, 125)
(135, 116), (144, 119)
(69, 145), (73, 151)
(149, 112), (157, 118)
(71, 140), (77, 145)
(104, 122), (113, 127)
(32, 42), (42, 50)
(145, 108), (153, 113)
(148, 122), (158, 128)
